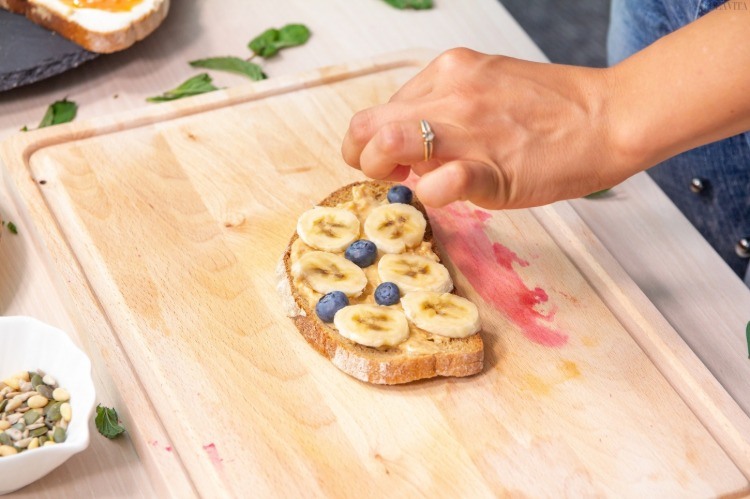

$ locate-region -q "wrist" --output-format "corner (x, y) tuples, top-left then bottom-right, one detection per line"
(601, 64), (663, 182)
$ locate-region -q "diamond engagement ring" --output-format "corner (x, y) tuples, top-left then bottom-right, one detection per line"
(420, 119), (435, 162)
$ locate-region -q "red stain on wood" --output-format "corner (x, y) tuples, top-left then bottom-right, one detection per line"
(203, 443), (223, 468)
(427, 203), (568, 347)
(165, 446), (173, 452)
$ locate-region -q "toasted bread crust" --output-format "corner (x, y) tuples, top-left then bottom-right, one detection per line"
(0, 0), (28, 14)
(282, 181), (484, 385)
(6, 0), (169, 53)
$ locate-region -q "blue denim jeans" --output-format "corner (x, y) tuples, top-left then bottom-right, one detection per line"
(608, 0), (750, 286)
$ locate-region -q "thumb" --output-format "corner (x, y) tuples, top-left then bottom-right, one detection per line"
(415, 160), (510, 209)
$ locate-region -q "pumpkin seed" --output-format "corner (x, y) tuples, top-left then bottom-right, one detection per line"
(30, 374), (43, 390)
(0, 399), (7, 412)
(46, 402), (62, 423)
(36, 385), (53, 399)
(38, 435), (48, 446)
(0, 433), (11, 446)
(23, 410), (40, 426)
(29, 426), (48, 438)
(53, 427), (66, 443)
(0, 421), (9, 431)
(11, 422), (24, 432)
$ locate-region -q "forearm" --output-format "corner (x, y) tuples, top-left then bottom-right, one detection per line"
(610, 7), (750, 171)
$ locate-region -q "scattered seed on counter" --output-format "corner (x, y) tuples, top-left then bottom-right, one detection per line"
(0, 370), (70, 457)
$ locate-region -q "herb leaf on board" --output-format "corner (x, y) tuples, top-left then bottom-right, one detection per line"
(146, 73), (219, 103)
(248, 24), (311, 58)
(382, 0), (434, 9)
(189, 57), (267, 81)
(95, 405), (125, 439)
(38, 99), (78, 128)
(584, 189), (611, 199)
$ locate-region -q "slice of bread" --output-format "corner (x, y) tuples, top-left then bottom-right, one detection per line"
(1, 0), (169, 53)
(278, 181), (484, 385)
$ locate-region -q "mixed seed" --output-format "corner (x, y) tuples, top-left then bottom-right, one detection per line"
(0, 370), (71, 457)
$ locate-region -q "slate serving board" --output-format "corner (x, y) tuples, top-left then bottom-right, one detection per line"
(0, 9), (97, 92)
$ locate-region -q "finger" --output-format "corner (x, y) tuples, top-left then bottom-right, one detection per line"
(382, 164), (411, 182)
(388, 64), (437, 103)
(342, 103), (419, 168)
(359, 120), (469, 180)
(412, 159), (443, 177)
(416, 160), (508, 209)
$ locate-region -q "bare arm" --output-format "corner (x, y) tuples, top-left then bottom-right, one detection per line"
(341, 8), (750, 209)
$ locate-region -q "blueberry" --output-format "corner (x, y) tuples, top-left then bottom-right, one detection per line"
(374, 282), (400, 306)
(316, 291), (349, 323)
(345, 239), (377, 268)
(387, 185), (413, 204)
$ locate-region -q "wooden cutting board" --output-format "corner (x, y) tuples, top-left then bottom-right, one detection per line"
(2, 51), (749, 498)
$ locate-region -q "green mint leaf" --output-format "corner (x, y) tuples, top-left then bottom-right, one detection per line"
(248, 24), (311, 59)
(277, 24), (311, 48)
(382, 0), (433, 9)
(584, 189), (611, 198)
(6, 221), (17, 235)
(95, 404), (125, 439)
(189, 57), (266, 81)
(147, 73), (219, 103)
(20, 126), (28, 132)
(38, 99), (78, 128)
(248, 28), (280, 58)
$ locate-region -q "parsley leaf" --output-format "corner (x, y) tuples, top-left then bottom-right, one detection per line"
(248, 24), (311, 59)
(146, 73), (219, 103)
(6, 221), (17, 235)
(95, 404), (125, 439)
(382, 0), (434, 9)
(38, 99), (78, 129)
(189, 57), (267, 81)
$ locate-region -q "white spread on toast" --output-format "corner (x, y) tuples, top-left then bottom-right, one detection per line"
(33, 0), (160, 32)
(289, 183), (480, 353)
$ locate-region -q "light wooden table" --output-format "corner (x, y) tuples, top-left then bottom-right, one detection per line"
(1, 0), (748, 496)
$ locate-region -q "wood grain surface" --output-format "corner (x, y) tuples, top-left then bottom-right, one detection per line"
(2, 53), (749, 497)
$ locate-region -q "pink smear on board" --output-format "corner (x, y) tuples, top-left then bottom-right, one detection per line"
(165, 446), (173, 452)
(428, 203), (568, 347)
(203, 443), (223, 469)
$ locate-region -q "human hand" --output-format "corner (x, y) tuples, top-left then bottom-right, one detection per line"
(341, 48), (633, 209)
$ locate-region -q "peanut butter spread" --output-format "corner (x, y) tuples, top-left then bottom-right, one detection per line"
(290, 184), (454, 355)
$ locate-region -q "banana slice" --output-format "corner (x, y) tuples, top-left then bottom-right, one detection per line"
(364, 203), (426, 254)
(292, 251), (367, 296)
(378, 254), (453, 294)
(401, 292), (481, 338)
(334, 304), (410, 348)
(297, 207), (360, 252)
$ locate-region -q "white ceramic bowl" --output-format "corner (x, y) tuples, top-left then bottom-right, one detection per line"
(0, 316), (96, 495)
